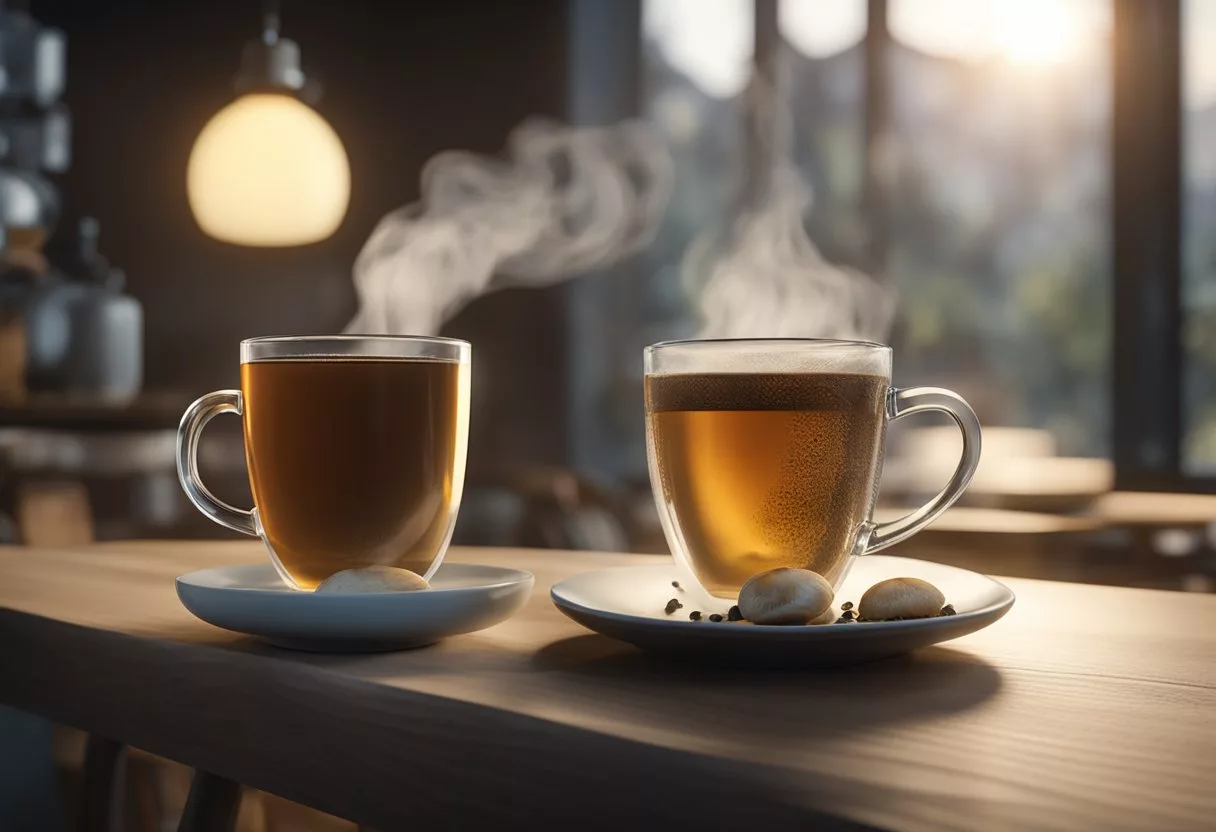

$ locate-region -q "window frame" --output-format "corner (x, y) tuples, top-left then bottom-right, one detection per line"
(1110, 0), (1214, 493)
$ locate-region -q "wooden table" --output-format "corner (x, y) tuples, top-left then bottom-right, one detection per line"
(2, 542), (1215, 831)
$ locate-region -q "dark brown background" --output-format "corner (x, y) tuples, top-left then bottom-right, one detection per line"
(41, 0), (574, 472)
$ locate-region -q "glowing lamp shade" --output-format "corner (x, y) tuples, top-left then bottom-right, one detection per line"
(187, 93), (350, 246)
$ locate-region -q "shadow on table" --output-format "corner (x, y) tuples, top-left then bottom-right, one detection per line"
(215, 626), (1001, 745)
(530, 634), (1003, 739)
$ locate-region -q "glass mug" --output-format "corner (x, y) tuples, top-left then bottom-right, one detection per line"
(176, 336), (470, 589)
(644, 338), (981, 599)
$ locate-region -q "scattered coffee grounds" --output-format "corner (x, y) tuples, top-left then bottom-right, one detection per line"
(658, 590), (950, 625)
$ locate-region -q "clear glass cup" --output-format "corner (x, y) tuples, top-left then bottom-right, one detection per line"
(177, 335), (470, 589)
(644, 338), (981, 599)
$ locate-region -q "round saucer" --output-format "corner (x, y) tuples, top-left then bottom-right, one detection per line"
(551, 556), (1014, 668)
(177, 562), (534, 652)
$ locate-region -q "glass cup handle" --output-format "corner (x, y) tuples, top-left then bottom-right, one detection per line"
(865, 386), (982, 554)
(176, 390), (257, 536)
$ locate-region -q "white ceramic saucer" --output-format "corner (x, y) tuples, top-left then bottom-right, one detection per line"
(551, 556), (1014, 668)
(177, 562), (534, 652)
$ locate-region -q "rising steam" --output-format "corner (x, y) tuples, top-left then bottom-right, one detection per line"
(347, 119), (674, 335)
(348, 78), (893, 343)
(682, 75), (895, 341)
(682, 171), (895, 340)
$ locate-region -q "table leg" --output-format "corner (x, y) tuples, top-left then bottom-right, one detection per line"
(78, 735), (125, 832)
(177, 769), (241, 832)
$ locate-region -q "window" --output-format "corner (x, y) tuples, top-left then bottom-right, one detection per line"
(883, 0), (1111, 458)
(569, 0), (1208, 492)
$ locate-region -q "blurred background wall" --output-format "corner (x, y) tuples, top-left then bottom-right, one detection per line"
(41, 0), (573, 472)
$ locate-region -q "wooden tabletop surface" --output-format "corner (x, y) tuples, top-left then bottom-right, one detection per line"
(1, 542), (1214, 831)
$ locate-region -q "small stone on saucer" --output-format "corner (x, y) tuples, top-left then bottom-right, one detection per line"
(738, 567), (834, 625)
(315, 566), (430, 594)
(858, 577), (944, 621)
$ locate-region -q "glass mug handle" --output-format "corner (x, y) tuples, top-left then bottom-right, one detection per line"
(865, 386), (982, 553)
(176, 390), (257, 536)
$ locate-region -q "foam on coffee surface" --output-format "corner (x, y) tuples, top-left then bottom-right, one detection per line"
(646, 371), (887, 412)
(647, 339), (891, 378)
